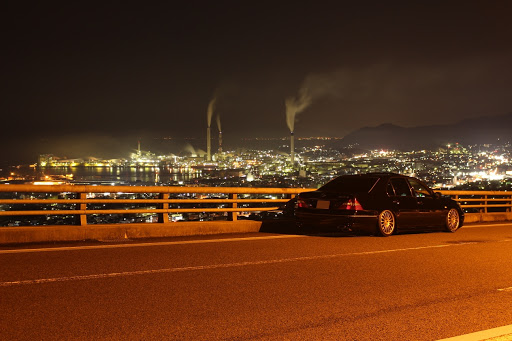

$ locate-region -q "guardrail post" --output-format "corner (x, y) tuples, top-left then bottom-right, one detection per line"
(158, 193), (169, 223)
(484, 195), (488, 214)
(229, 193), (237, 221)
(78, 192), (87, 226)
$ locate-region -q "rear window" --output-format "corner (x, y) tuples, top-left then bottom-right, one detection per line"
(319, 176), (379, 193)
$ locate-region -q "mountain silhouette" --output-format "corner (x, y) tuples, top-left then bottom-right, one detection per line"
(338, 112), (512, 150)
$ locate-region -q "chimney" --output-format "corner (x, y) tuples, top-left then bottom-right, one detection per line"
(207, 127), (211, 161)
(290, 131), (295, 166)
(218, 130), (223, 153)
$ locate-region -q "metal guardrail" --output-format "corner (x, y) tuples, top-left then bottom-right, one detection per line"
(438, 190), (512, 214)
(0, 185), (311, 226)
(0, 185), (510, 227)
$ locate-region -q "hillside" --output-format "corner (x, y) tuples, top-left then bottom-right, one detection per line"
(338, 112), (512, 150)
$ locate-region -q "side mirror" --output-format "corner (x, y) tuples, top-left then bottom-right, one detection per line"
(434, 192), (442, 199)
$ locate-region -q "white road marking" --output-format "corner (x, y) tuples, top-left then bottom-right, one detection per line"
(497, 287), (512, 292)
(437, 324), (512, 340)
(0, 242), (480, 287)
(464, 223), (512, 229)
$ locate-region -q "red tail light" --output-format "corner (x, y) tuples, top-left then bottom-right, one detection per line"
(339, 198), (363, 210)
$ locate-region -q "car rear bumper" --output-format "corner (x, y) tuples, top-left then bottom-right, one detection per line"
(295, 211), (378, 233)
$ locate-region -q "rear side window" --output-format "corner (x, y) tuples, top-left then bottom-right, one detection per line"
(407, 178), (433, 198)
(320, 176), (379, 193)
(386, 182), (395, 196)
(389, 178), (412, 197)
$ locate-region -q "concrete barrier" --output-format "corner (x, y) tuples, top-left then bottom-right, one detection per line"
(0, 221), (263, 245)
(464, 212), (512, 223)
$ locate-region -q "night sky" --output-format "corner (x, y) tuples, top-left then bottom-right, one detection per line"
(2, 1), (512, 164)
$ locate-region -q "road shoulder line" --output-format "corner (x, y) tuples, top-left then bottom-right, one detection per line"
(437, 324), (512, 340)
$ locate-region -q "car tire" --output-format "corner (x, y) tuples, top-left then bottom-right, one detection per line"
(444, 208), (461, 232)
(376, 210), (396, 237)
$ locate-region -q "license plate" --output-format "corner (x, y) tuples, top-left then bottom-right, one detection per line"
(316, 200), (330, 209)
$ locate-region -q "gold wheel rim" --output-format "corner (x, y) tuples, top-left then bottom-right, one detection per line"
(447, 209), (459, 231)
(379, 211), (395, 235)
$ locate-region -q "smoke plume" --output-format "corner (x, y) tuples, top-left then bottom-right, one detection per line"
(216, 114), (222, 132)
(183, 143), (197, 156)
(285, 87), (312, 133)
(207, 97), (216, 127)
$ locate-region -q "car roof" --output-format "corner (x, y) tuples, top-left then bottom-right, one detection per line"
(338, 173), (417, 189)
(342, 173), (407, 179)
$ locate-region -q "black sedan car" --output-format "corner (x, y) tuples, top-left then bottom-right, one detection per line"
(295, 173), (463, 236)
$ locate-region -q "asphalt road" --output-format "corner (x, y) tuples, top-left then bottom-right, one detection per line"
(2, 223), (512, 340)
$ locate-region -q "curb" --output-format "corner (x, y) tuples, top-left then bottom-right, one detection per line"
(0, 221), (263, 245)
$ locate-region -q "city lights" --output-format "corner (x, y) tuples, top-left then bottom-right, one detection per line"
(2, 138), (509, 192)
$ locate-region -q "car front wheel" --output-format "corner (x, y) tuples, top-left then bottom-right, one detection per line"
(444, 208), (461, 232)
(377, 210), (395, 237)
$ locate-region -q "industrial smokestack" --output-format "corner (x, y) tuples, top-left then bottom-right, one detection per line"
(285, 88), (311, 169)
(218, 130), (223, 153)
(206, 127), (211, 161)
(206, 97), (216, 162)
(216, 114), (222, 153)
(290, 132), (295, 166)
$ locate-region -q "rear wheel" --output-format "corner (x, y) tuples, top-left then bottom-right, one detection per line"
(444, 208), (460, 232)
(377, 210), (395, 237)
